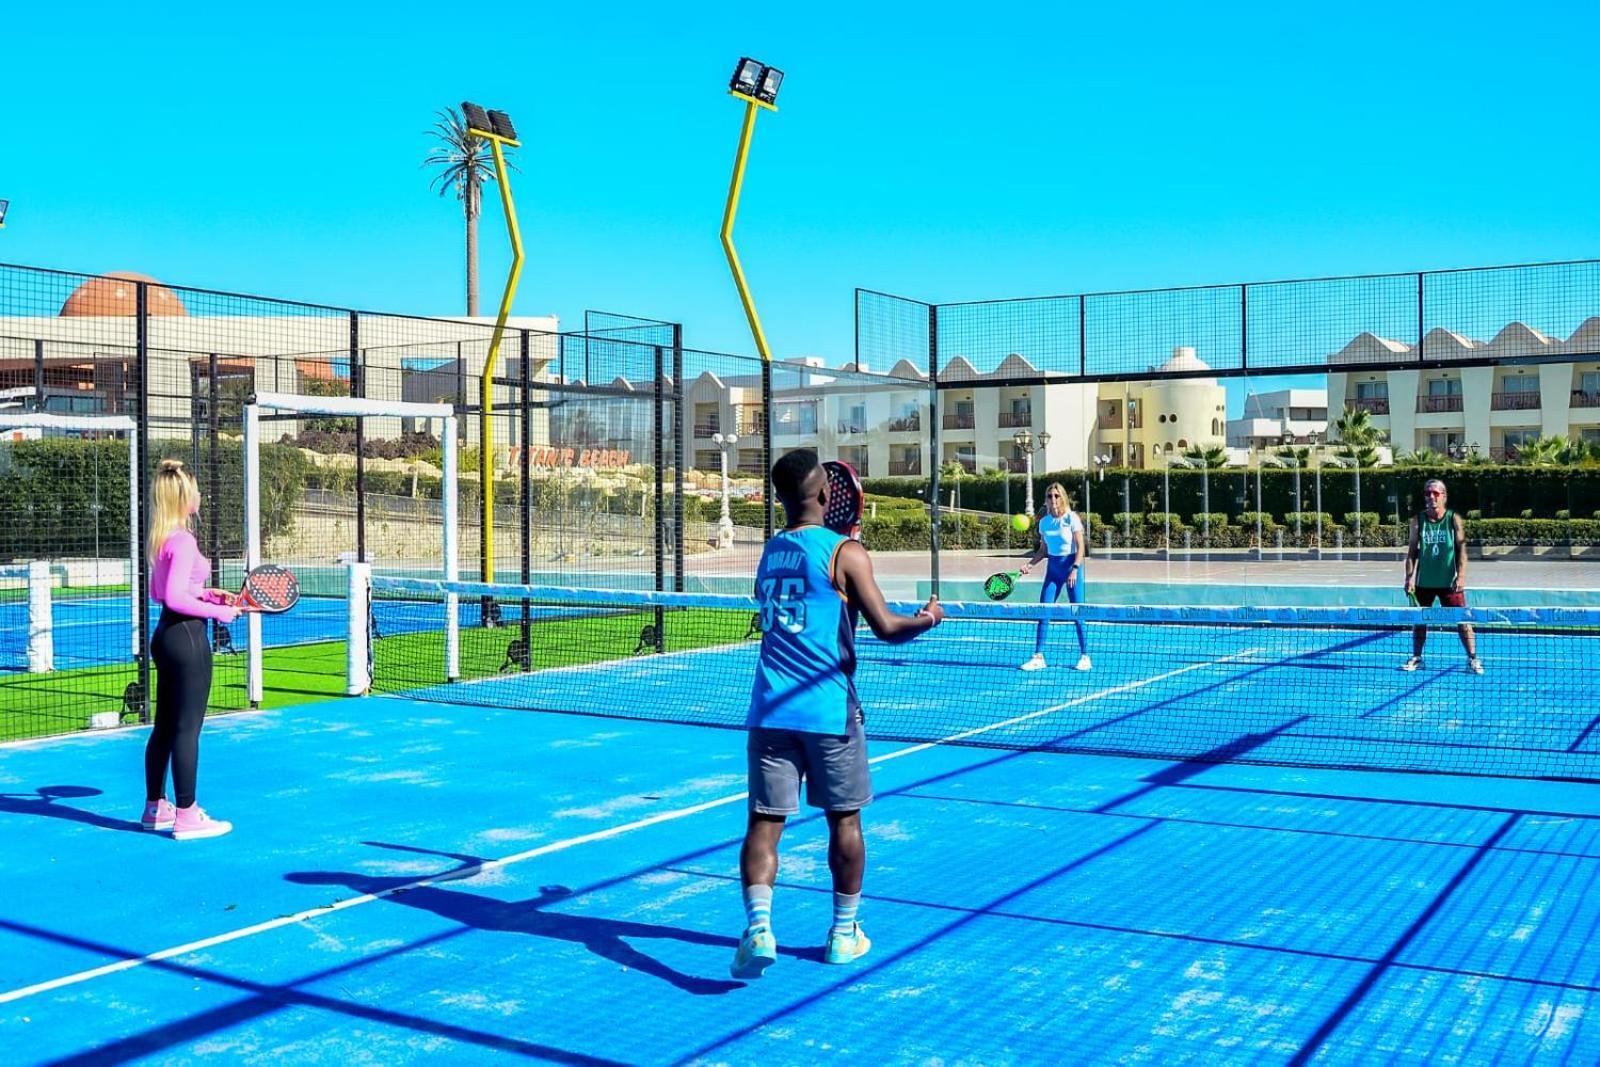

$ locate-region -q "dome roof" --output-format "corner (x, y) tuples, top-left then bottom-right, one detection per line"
(1155, 346), (1211, 374)
(60, 271), (187, 317)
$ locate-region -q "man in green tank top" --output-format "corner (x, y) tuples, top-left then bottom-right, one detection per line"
(1402, 478), (1482, 673)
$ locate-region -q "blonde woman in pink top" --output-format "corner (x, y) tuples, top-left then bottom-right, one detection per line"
(142, 460), (240, 840)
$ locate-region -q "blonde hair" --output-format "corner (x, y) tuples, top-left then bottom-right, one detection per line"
(1044, 481), (1071, 518)
(149, 459), (200, 558)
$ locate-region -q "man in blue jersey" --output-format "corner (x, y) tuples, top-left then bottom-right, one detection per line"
(1017, 481), (1091, 672)
(731, 449), (943, 980)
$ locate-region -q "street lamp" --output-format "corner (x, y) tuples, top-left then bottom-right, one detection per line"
(712, 431), (739, 549)
(1163, 452), (1199, 554)
(1087, 452), (1111, 548)
(1013, 429), (1050, 515)
(1256, 451), (1292, 559)
(1280, 431), (1304, 541)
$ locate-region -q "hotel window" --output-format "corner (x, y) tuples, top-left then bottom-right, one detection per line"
(1355, 381), (1388, 399)
(1502, 375), (1539, 393)
(1427, 378), (1462, 396)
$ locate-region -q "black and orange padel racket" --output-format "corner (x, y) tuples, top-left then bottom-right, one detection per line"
(822, 460), (864, 541)
(236, 564), (301, 613)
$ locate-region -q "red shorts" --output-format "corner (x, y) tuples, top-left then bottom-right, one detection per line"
(1414, 587), (1465, 608)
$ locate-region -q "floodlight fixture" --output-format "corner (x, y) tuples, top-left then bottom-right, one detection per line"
(729, 57), (783, 109)
(461, 101), (493, 135)
(488, 109), (518, 141)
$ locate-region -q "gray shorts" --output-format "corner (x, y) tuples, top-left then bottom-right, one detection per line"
(747, 709), (872, 815)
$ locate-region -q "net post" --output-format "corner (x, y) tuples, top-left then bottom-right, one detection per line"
(442, 414), (460, 681)
(243, 402), (264, 707)
(345, 560), (371, 695)
(26, 559), (53, 673)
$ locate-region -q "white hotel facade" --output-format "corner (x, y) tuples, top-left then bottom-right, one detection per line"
(1330, 320), (1600, 460)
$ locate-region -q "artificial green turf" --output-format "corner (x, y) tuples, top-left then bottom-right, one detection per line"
(0, 607), (753, 743)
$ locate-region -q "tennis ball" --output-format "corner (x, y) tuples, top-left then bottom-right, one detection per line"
(1011, 513), (1031, 532)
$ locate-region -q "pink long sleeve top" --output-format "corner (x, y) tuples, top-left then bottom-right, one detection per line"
(152, 529), (235, 622)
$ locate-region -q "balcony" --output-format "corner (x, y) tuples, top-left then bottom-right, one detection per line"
(734, 410), (765, 436)
(692, 422), (720, 438)
(999, 410), (1032, 428)
(1096, 413), (1122, 430)
(735, 460), (765, 475)
(1347, 396), (1389, 415)
(942, 413), (975, 430)
(888, 459), (922, 476)
(1417, 395), (1463, 414)
(773, 422), (816, 437)
(1491, 391), (1541, 411)
(1490, 447), (1520, 463)
(888, 414), (921, 432)
(836, 421), (866, 435)
(1572, 391), (1600, 409)
(999, 458), (1028, 473)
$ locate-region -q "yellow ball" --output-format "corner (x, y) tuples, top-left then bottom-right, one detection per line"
(1011, 513), (1031, 532)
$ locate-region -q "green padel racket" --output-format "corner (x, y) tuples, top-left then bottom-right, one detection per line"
(984, 571), (1022, 601)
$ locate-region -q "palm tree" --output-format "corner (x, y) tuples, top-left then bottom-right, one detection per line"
(1516, 436), (1571, 467)
(1182, 444), (1229, 469)
(1395, 447), (1446, 468)
(423, 107), (517, 317)
(1332, 407), (1387, 467)
(1273, 445), (1311, 469)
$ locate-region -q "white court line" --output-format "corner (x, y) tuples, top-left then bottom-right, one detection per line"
(0, 649), (1256, 1006)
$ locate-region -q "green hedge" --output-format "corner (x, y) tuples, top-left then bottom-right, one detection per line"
(0, 437), (306, 561)
(863, 466), (1600, 524)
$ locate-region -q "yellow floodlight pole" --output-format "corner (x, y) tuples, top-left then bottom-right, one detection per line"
(721, 59), (784, 538)
(463, 104), (523, 585)
(720, 91), (776, 364)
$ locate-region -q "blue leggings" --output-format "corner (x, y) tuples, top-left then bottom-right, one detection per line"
(1035, 556), (1087, 656)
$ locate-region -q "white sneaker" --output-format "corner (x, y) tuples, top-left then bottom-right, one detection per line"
(1401, 656), (1423, 672)
(1468, 657), (1484, 675)
(1074, 654), (1092, 672)
(1020, 654), (1047, 672)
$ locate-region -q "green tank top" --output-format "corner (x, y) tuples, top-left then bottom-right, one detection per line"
(1417, 509), (1457, 587)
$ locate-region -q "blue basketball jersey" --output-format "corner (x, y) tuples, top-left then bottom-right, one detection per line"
(747, 525), (860, 735)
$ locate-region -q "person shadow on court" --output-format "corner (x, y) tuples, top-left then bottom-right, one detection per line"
(0, 784), (142, 832)
(287, 842), (803, 995)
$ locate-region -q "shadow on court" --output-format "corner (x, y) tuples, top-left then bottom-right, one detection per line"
(285, 842), (813, 996)
(0, 784), (142, 834)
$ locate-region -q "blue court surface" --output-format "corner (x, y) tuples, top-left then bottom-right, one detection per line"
(5, 641), (1600, 1064)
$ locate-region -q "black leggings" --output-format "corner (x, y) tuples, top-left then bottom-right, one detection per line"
(144, 612), (213, 809)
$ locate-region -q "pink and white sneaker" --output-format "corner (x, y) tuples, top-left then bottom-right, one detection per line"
(171, 804), (232, 841)
(141, 798), (176, 832)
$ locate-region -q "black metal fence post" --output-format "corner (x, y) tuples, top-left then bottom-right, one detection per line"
(928, 302), (941, 596)
(350, 311), (365, 563)
(673, 325), (685, 592)
(134, 283), (151, 722)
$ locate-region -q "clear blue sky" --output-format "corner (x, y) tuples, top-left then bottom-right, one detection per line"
(3, 1), (1596, 418)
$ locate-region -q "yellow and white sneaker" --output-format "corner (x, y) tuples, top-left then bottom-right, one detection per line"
(824, 922), (871, 965)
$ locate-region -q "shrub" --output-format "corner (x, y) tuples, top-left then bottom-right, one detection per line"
(1343, 512), (1381, 531)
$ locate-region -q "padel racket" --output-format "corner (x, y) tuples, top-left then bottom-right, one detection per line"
(984, 570), (1022, 601)
(236, 564), (301, 613)
(822, 459), (864, 540)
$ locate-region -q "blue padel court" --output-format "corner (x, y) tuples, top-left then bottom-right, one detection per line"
(5, 613), (1600, 1065)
